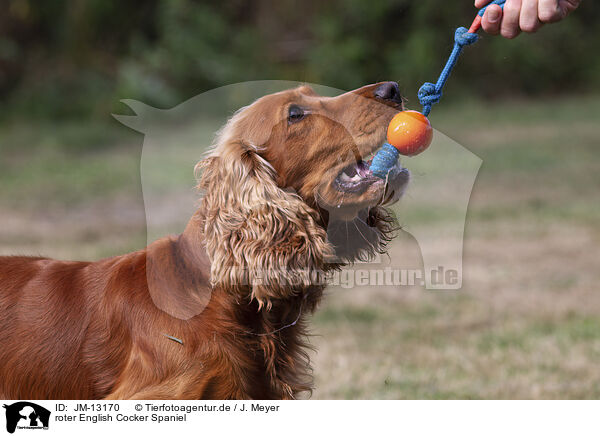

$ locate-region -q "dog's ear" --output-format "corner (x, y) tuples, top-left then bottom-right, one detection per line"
(197, 140), (334, 309)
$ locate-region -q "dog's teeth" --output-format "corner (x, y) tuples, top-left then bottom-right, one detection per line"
(339, 172), (362, 183)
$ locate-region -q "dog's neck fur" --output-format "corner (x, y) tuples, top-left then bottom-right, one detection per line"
(160, 211), (324, 399)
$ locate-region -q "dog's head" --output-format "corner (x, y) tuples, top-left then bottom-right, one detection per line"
(198, 83), (409, 306)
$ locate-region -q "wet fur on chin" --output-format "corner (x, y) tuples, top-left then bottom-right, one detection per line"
(325, 206), (400, 264)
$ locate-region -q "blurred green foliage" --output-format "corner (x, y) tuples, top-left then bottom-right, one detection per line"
(1, 0), (599, 121)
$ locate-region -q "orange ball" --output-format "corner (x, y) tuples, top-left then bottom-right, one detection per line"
(387, 110), (433, 156)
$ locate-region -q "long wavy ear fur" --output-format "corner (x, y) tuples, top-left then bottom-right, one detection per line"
(197, 140), (334, 309)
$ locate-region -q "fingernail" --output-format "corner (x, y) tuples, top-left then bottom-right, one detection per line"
(488, 9), (501, 22)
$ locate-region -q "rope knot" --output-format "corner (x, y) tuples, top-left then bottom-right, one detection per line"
(418, 82), (441, 116)
(454, 27), (478, 47)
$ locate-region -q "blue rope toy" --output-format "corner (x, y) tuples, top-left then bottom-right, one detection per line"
(370, 0), (506, 179)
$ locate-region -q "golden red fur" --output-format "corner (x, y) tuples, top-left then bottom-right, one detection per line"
(0, 82), (408, 399)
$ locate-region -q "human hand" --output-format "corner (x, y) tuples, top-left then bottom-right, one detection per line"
(474, 0), (581, 39)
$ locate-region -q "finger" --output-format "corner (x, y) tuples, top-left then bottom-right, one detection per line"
(561, 0), (582, 15)
(520, 0), (542, 32)
(538, 0), (563, 22)
(501, 0), (523, 39)
(475, 0), (492, 8)
(482, 5), (503, 34)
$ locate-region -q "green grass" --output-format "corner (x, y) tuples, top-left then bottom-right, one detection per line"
(0, 120), (142, 209)
(314, 306), (380, 325)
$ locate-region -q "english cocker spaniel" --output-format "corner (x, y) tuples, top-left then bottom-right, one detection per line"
(0, 82), (409, 399)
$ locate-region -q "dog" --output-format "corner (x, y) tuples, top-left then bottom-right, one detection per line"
(0, 82), (409, 399)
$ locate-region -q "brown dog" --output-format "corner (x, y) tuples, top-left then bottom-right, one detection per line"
(0, 82), (409, 399)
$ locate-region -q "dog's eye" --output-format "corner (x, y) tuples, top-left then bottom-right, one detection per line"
(288, 105), (305, 123)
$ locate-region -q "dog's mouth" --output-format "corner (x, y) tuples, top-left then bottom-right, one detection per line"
(334, 158), (377, 193)
(316, 144), (409, 219)
(334, 152), (408, 195)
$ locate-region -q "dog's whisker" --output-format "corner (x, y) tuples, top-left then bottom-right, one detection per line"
(351, 220), (377, 252)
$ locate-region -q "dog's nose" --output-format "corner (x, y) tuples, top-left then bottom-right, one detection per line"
(374, 81), (401, 103)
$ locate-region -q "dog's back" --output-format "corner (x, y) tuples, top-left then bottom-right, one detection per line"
(0, 238), (228, 400)
(0, 255), (130, 399)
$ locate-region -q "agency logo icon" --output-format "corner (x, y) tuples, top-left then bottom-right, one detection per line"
(2, 402), (50, 434)
(114, 81), (481, 314)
